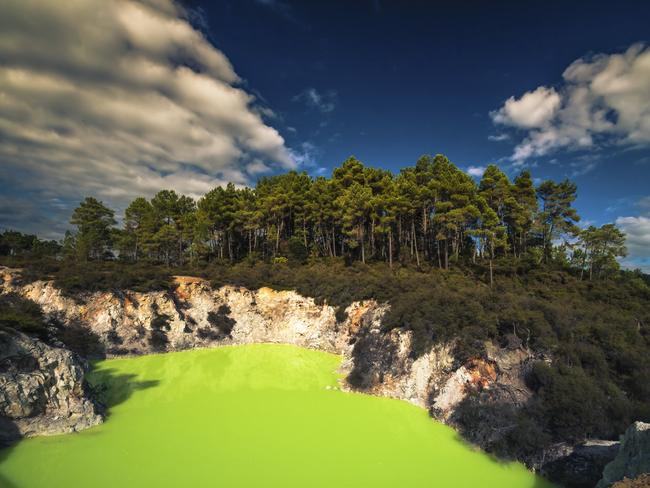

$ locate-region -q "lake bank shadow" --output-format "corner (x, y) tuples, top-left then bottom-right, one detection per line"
(0, 417), (20, 488)
(0, 365), (159, 485)
(447, 429), (559, 487)
(86, 366), (160, 418)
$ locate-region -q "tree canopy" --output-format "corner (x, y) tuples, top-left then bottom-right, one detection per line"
(56, 153), (632, 283)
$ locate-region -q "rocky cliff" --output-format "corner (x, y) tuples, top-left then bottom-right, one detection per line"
(2, 267), (640, 486)
(0, 268), (533, 420)
(0, 327), (101, 446)
(597, 422), (650, 488)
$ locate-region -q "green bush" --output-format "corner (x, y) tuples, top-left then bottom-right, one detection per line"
(0, 293), (48, 339)
(3, 255), (650, 457)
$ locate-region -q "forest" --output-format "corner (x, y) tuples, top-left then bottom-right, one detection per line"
(1, 154), (649, 462)
(1, 154), (629, 283)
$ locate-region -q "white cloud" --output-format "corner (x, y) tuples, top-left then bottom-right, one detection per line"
(616, 216), (650, 272)
(0, 0), (295, 236)
(487, 133), (510, 142)
(569, 162), (597, 177)
(289, 142), (319, 169)
(492, 44), (650, 163)
(466, 166), (486, 177)
(491, 86), (561, 128)
(293, 88), (337, 113)
(245, 159), (271, 176)
(578, 219), (595, 229)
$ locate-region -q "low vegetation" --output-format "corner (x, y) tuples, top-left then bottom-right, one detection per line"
(1, 153), (648, 462)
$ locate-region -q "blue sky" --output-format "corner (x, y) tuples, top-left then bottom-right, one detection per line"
(0, 0), (649, 269)
(203, 1), (650, 220)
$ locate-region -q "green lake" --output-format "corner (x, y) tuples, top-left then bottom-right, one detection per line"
(0, 344), (555, 487)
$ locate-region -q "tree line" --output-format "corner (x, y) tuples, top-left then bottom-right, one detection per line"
(28, 154), (627, 282)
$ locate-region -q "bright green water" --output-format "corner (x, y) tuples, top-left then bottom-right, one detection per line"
(0, 344), (555, 488)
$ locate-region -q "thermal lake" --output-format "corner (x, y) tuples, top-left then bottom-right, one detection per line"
(0, 344), (555, 487)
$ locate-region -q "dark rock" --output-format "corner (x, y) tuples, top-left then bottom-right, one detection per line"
(540, 440), (620, 488)
(0, 327), (102, 445)
(597, 422), (650, 488)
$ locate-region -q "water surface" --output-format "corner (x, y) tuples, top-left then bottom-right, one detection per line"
(0, 344), (555, 487)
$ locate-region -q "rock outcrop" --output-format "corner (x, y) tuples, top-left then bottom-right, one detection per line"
(540, 441), (620, 488)
(1, 269), (536, 421)
(597, 422), (650, 488)
(4, 266), (635, 486)
(611, 473), (650, 487)
(0, 327), (101, 446)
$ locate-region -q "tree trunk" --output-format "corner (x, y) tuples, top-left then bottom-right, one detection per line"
(275, 220), (282, 256)
(303, 219), (307, 248)
(412, 221), (420, 268)
(360, 225), (365, 264)
(422, 207), (428, 259)
(445, 241), (449, 270)
(370, 219), (375, 258)
(489, 259), (493, 288)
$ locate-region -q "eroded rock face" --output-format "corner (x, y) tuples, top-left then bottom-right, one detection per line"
(0, 268), (538, 434)
(611, 473), (650, 487)
(6, 266), (642, 484)
(597, 422), (650, 488)
(540, 441), (620, 488)
(0, 268), (545, 464)
(0, 328), (101, 446)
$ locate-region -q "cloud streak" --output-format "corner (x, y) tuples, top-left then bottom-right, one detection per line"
(0, 0), (295, 236)
(293, 88), (337, 113)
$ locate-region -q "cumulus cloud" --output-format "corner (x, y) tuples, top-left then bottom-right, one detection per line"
(491, 86), (561, 128)
(491, 44), (650, 163)
(0, 0), (295, 236)
(616, 216), (650, 272)
(293, 88), (337, 113)
(616, 195), (650, 272)
(466, 166), (486, 177)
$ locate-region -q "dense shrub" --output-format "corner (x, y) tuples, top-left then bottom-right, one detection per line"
(1, 258), (173, 296)
(0, 293), (48, 339)
(3, 256), (650, 456)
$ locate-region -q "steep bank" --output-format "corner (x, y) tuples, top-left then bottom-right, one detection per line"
(0, 267), (533, 424)
(0, 344), (557, 488)
(597, 422), (650, 488)
(0, 266), (639, 485)
(0, 327), (101, 446)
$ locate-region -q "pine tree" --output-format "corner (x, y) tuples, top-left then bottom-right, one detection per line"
(579, 224), (627, 280)
(506, 170), (537, 258)
(70, 197), (116, 261)
(537, 180), (580, 262)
